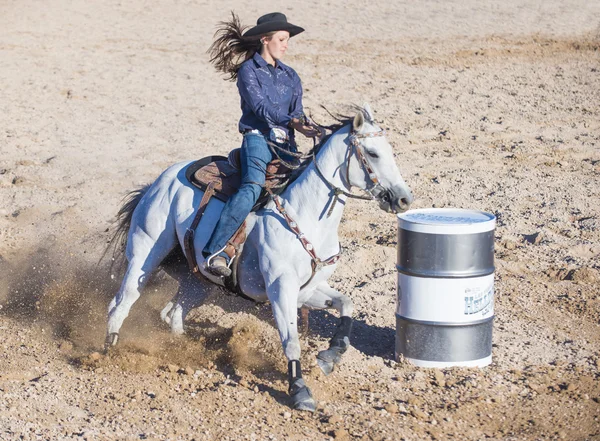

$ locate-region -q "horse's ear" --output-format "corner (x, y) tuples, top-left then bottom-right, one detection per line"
(353, 110), (364, 132)
(363, 103), (374, 122)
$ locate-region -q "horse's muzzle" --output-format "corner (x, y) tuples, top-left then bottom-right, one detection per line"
(377, 187), (413, 214)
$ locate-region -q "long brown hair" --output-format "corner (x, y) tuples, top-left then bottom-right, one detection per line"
(208, 12), (274, 81)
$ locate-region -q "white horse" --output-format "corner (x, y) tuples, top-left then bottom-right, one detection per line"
(106, 104), (413, 411)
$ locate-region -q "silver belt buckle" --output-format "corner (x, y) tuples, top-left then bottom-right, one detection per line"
(269, 127), (287, 143)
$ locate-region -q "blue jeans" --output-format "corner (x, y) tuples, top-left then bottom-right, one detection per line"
(203, 133), (274, 258)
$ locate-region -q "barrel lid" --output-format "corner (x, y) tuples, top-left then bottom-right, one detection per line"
(397, 208), (496, 234)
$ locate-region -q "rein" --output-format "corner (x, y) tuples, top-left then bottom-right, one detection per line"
(267, 120), (387, 217)
(267, 123), (387, 288)
(267, 189), (341, 290)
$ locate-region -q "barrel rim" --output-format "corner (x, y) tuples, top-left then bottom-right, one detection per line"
(397, 208), (496, 234)
(396, 313), (495, 327)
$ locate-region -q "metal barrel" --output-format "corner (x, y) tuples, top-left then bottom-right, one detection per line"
(396, 208), (496, 368)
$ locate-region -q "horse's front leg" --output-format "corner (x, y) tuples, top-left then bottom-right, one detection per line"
(304, 281), (354, 375)
(267, 275), (317, 412)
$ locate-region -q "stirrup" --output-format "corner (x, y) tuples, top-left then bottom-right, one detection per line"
(205, 249), (232, 277)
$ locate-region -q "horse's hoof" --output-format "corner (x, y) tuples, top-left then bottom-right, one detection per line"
(104, 333), (119, 352)
(290, 379), (317, 412)
(317, 357), (335, 376)
(160, 302), (174, 325)
(316, 348), (343, 375)
(170, 326), (185, 336)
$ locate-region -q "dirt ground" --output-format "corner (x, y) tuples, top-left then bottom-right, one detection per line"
(1, 0), (599, 440)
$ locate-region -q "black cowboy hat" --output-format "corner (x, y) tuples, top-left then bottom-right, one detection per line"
(243, 12), (304, 38)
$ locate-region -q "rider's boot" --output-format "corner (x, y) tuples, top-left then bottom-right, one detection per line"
(205, 250), (232, 277)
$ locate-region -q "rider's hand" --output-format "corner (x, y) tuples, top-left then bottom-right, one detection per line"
(289, 118), (320, 138)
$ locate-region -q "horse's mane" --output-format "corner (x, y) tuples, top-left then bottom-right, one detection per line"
(311, 104), (367, 149)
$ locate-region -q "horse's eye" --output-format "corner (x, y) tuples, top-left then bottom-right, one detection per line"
(365, 149), (379, 159)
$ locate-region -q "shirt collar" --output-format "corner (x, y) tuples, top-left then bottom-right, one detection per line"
(253, 52), (284, 70)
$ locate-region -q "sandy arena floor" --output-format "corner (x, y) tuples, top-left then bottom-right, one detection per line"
(1, 0), (599, 440)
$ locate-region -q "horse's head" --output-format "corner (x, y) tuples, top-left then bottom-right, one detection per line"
(345, 104), (413, 213)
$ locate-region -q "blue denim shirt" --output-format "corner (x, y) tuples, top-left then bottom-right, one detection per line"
(237, 52), (304, 138)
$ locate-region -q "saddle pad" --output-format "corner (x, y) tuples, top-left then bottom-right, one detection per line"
(188, 157), (241, 203)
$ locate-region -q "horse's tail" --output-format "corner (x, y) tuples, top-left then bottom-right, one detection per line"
(100, 184), (151, 272)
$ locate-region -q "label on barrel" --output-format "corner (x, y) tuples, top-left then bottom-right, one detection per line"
(464, 284), (494, 315)
(397, 273), (495, 323)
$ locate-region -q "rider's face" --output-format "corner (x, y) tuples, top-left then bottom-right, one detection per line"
(263, 31), (290, 61)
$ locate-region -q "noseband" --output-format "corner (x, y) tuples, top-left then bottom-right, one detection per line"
(314, 128), (388, 217)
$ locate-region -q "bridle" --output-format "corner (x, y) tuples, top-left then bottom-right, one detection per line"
(266, 122), (393, 288)
(313, 127), (389, 217)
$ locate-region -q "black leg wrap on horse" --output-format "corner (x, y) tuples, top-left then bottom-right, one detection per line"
(288, 360), (316, 411)
(288, 360), (302, 388)
(329, 316), (353, 352)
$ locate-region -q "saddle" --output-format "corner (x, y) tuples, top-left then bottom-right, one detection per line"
(185, 149), (293, 204)
(182, 149), (295, 293)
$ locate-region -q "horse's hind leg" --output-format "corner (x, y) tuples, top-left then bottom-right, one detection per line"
(160, 263), (214, 335)
(106, 230), (176, 347)
(303, 281), (354, 375)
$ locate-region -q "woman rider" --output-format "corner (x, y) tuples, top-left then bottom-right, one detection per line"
(204, 12), (319, 276)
